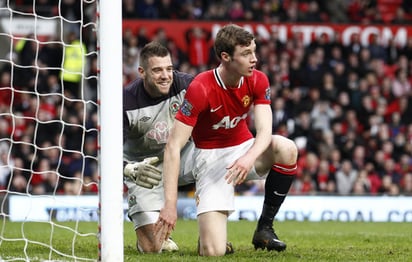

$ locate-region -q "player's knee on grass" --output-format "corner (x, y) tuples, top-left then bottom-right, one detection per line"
(198, 211), (228, 256)
(199, 240), (227, 256)
(136, 226), (163, 253)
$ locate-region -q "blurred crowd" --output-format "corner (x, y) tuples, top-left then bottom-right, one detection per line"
(0, 0), (411, 197)
(124, 0), (412, 24)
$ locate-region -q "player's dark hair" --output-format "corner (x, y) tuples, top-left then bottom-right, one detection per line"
(139, 41), (170, 69)
(214, 24), (255, 60)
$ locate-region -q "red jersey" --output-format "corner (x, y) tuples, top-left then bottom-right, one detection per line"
(176, 67), (271, 149)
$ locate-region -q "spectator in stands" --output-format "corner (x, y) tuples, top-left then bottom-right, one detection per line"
(38, 36), (63, 78)
(60, 31), (87, 99)
(228, 0), (246, 21)
(8, 0), (412, 199)
(137, 0), (159, 19)
(316, 159), (333, 192)
(0, 147), (11, 190)
(368, 34), (386, 61)
(13, 34), (37, 89)
(325, 0), (349, 23)
(382, 158), (403, 185)
(391, 6), (411, 24)
(301, 51), (326, 89)
(317, 129), (335, 161)
(399, 154), (412, 175)
(352, 170), (371, 195)
(136, 27), (150, 48)
(363, 162), (381, 194)
(8, 157), (30, 193)
(302, 1), (324, 22)
(401, 173), (412, 195)
(31, 158), (62, 194)
(310, 99), (336, 132)
(272, 97), (289, 132)
(123, 0), (139, 18)
(284, 0), (300, 22)
(186, 27), (210, 68)
(63, 170), (83, 195)
(259, 0), (287, 23)
(290, 172), (317, 194)
(352, 145), (366, 171)
(157, 0), (177, 19)
(166, 39), (188, 70)
(378, 175), (395, 195)
(392, 68), (411, 98)
(0, 71), (13, 114)
(385, 38), (402, 65)
(335, 159), (358, 195)
(203, 2), (227, 21)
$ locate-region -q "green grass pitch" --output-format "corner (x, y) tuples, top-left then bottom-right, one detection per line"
(1, 220), (411, 261)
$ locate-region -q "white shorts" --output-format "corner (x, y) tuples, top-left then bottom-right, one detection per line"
(193, 138), (266, 216)
(126, 141), (196, 229)
(130, 211), (159, 230)
(127, 138), (266, 228)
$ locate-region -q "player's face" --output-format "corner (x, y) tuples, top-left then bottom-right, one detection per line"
(142, 56), (173, 97)
(230, 40), (257, 77)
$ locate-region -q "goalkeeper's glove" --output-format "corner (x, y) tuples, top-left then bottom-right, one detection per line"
(124, 157), (162, 189)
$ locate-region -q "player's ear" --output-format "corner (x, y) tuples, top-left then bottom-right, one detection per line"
(138, 66), (144, 77)
(221, 52), (231, 63)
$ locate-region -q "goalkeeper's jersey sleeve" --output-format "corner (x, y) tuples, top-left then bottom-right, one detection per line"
(123, 71), (193, 163)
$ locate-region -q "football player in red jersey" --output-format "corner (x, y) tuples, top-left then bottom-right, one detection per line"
(156, 24), (298, 256)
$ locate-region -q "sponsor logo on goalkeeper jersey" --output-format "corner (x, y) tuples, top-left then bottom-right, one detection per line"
(139, 116), (151, 122)
(170, 100), (180, 114)
(146, 121), (169, 143)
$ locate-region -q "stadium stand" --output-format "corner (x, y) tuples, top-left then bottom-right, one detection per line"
(1, 0), (411, 197)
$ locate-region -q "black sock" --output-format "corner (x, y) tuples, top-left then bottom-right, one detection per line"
(264, 168), (295, 207)
(258, 166), (296, 230)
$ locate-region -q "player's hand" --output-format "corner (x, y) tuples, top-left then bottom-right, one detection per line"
(155, 205), (177, 241)
(225, 156), (254, 185)
(124, 157), (162, 189)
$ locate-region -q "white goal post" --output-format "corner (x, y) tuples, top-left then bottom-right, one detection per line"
(0, 1), (123, 261)
(98, 1), (123, 261)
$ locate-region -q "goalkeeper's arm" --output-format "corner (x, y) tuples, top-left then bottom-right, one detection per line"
(124, 157), (162, 189)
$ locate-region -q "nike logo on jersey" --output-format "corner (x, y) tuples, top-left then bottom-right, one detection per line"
(274, 191), (286, 197)
(210, 105), (223, 112)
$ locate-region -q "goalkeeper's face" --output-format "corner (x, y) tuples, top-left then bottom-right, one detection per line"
(142, 56), (174, 98)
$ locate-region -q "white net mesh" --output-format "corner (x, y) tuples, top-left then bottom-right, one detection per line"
(0, 1), (100, 261)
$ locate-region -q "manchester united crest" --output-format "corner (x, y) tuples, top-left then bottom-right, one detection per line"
(242, 95), (251, 107)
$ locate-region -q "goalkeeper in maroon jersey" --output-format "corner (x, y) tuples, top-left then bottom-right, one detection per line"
(123, 41), (196, 253)
(156, 24), (298, 256)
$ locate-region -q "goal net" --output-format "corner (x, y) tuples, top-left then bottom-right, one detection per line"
(0, 1), (123, 261)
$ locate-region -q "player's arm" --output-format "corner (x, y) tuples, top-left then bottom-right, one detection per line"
(122, 93), (162, 189)
(156, 119), (193, 238)
(240, 71), (272, 164)
(248, 103), (273, 158)
(239, 104), (272, 165)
